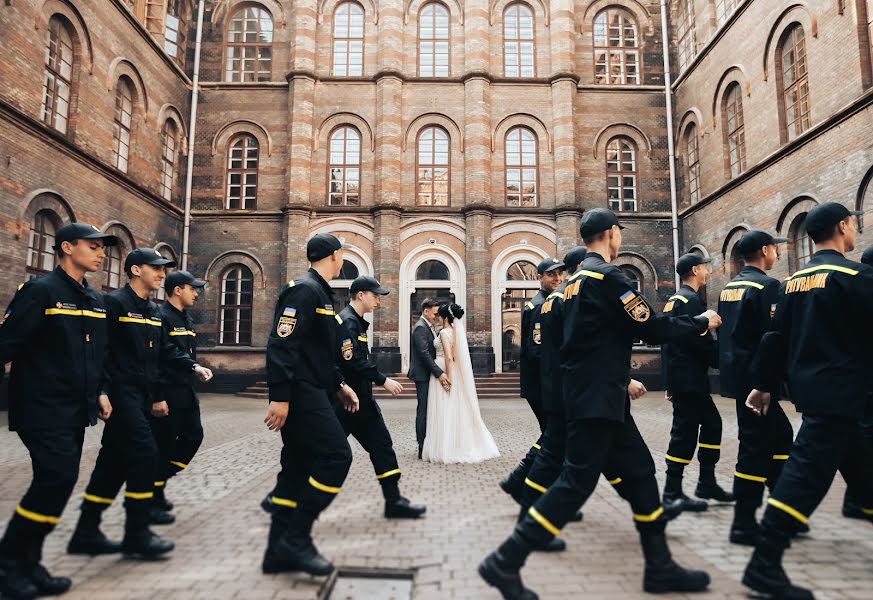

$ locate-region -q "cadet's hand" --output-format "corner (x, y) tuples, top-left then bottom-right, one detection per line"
(194, 365), (213, 382)
(745, 389), (771, 416)
(337, 384), (360, 413)
(627, 379), (647, 400)
(664, 390), (673, 402)
(264, 401), (289, 431)
(699, 309), (722, 330)
(383, 378), (403, 396)
(438, 373), (451, 392)
(97, 394), (112, 421)
(151, 400), (169, 418)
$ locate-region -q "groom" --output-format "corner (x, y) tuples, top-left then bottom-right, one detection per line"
(408, 298), (451, 459)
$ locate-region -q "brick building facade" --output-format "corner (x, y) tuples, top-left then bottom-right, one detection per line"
(1, 0), (871, 389)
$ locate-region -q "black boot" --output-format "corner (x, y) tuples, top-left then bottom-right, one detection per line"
(0, 560), (39, 600)
(842, 489), (867, 520)
(384, 497), (427, 519)
(640, 529), (710, 593)
(121, 506), (174, 558)
(663, 474), (708, 513)
(730, 502), (761, 546)
(153, 487), (173, 512)
(67, 505), (122, 555)
(695, 467), (735, 503)
(478, 533), (538, 600)
(20, 528), (71, 597)
(147, 506), (176, 525)
(742, 537), (814, 599)
(500, 450), (537, 506)
(262, 511), (333, 576)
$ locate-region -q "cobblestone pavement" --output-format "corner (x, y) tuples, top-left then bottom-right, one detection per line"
(0, 394), (871, 600)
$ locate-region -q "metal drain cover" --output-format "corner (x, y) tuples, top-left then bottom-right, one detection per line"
(326, 569), (414, 600)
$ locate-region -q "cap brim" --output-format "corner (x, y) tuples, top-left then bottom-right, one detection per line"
(700, 257), (713, 264)
(374, 287), (390, 295)
(191, 280), (207, 288)
(543, 262), (566, 273)
(147, 258), (177, 268)
(80, 233), (119, 246)
(771, 237), (788, 244)
(849, 210), (865, 217)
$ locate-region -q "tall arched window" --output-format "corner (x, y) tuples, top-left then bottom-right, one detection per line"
(102, 245), (123, 291)
(219, 265), (253, 346)
(419, 3), (450, 77)
(41, 16), (75, 134)
(160, 120), (178, 201)
(416, 259), (450, 280)
(779, 25), (811, 141)
(111, 78), (134, 172)
(620, 266), (642, 292)
(676, 0), (696, 71)
(790, 213), (814, 271)
(506, 260), (538, 280)
(724, 83), (746, 177)
(224, 5), (273, 82)
(685, 124), (700, 205)
(504, 4), (535, 78)
(26, 210), (60, 280)
(715, 0), (739, 25)
(593, 9), (640, 85)
(505, 127), (538, 207)
(416, 126), (450, 206)
(328, 126), (361, 206)
(606, 137), (638, 212)
(333, 2), (365, 76)
(226, 134), (259, 210)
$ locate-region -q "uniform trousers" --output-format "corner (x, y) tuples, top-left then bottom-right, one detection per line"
(149, 400), (204, 486)
(336, 399), (400, 500)
(733, 396), (794, 506)
(665, 392), (722, 472)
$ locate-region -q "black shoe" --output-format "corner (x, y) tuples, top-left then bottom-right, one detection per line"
(478, 553), (539, 600)
(842, 494), (867, 520)
(795, 521), (811, 536)
(67, 530), (122, 555)
(729, 522), (762, 546)
(0, 561), (39, 600)
(663, 492), (708, 513)
(121, 529), (174, 557)
(153, 491), (174, 513)
(263, 533), (334, 576)
(569, 510), (583, 522)
(385, 497), (426, 519)
(742, 544), (814, 599)
(695, 480), (735, 503)
(260, 495), (275, 514)
(640, 532), (710, 593)
(147, 507), (176, 526)
(28, 563), (71, 596)
(663, 501), (683, 522)
(499, 477), (525, 506)
(535, 537), (565, 553)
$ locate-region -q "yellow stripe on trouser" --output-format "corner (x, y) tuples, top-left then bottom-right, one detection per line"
(154, 481), (166, 487)
(665, 454), (691, 464)
(15, 505), (60, 525)
(767, 498), (808, 524)
(170, 461), (188, 469)
(308, 476), (341, 494)
(124, 491), (154, 500)
(271, 496), (298, 509)
(83, 493), (114, 505)
(772, 455), (789, 460)
(608, 477), (622, 485)
(528, 507), (560, 536)
(734, 471), (767, 483)
(532, 443), (541, 450)
(633, 507), (665, 523)
(524, 478), (547, 494)
(862, 508), (873, 516)
(376, 468), (401, 480)
(698, 443), (720, 450)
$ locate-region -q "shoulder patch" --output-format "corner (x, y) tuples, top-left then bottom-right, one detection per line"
(341, 338), (354, 361)
(622, 292), (651, 322)
(276, 308), (297, 337)
(663, 301), (674, 313)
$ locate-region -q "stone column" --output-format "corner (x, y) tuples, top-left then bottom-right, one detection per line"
(371, 207), (402, 373)
(463, 206), (495, 373)
(283, 207), (312, 280)
(555, 209), (582, 257)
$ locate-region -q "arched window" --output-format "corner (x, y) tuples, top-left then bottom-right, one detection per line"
(620, 265), (642, 292)
(333, 2), (365, 76)
(26, 210), (60, 280)
(339, 260), (360, 280)
(219, 265), (254, 345)
(111, 78), (134, 173)
(102, 245), (124, 292)
(715, 0), (739, 25)
(505, 127), (538, 207)
(790, 213), (814, 271)
(226, 134), (259, 210)
(328, 126), (361, 206)
(419, 3), (450, 77)
(41, 16), (75, 134)
(164, 0), (185, 60)
(606, 137), (638, 212)
(779, 25), (811, 141)
(160, 120), (178, 201)
(416, 259), (450, 280)
(685, 124), (700, 205)
(416, 126), (450, 206)
(593, 9), (640, 85)
(676, 0), (696, 71)
(224, 5), (273, 82)
(504, 4), (535, 78)
(506, 260), (538, 281)
(724, 83), (746, 177)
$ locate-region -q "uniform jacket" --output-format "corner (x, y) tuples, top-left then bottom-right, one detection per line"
(0, 267), (107, 431)
(538, 286), (568, 414)
(661, 284), (718, 394)
(520, 289), (547, 398)
(562, 253), (709, 422)
(752, 250), (873, 418)
(335, 304), (386, 408)
(160, 301), (199, 408)
(407, 317), (443, 382)
(717, 266), (781, 399)
(267, 268), (345, 404)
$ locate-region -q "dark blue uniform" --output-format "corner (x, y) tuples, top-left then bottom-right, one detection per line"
(519, 290), (548, 431)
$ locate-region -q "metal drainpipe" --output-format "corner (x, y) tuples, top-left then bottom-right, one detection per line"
(181, 0), (206, 271)
(660, 0), (682, 290)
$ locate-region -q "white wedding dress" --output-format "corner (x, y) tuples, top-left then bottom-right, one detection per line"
(421, 321), (500, 464)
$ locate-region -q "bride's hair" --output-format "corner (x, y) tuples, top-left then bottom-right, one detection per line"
(438, 302), (465, 323)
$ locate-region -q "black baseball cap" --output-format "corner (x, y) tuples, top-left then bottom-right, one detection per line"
(804, 202), (863, 234)
(562, 246), (588, 272)
(124, 247), (176, 271)
(861, 245), (873, 266)
(54, 223), (119, 249)
(676, 253), (712, 276)
(306, 233), (352, 262)
(165, 270), (206, 292)
(579, 208), (625, 238)
(350, 275), (389, 295)
(735, 230), (788, 254)
(536, 257), (565, 274)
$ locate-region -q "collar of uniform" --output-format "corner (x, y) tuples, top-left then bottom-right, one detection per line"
(343, 304), (370, 331)
(742, 265), (766, 276)
(679, 283), (697, 295)
(123, 283), (150, 307)
(307, 267), (334, 297)
(164, 301), (186, 317)
(585, 252), (606, 262)
(53, 265), (88, 295)
(812, 249), (845, 259)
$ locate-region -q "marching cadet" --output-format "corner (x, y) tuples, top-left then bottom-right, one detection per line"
(67, 248), (212, 559)
(148, 271), (208, 523)
(499, 258), (564, 507)
(0, 224), (117, 599)
(716, 231), (794, 545)
(743, 203), (873, 599)
(480, 209), (719, 599)
(334, 276), (426, 519)
(661, 253), (733, 511)
(261, 234), (360, 576)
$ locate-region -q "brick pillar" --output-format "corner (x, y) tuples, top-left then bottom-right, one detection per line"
(555, 209), (582, 257)
(372, 207), (402, 374)
(463, 206), (495, 374)
(463, 0), (492, 206)
(283, 207), (311, 281)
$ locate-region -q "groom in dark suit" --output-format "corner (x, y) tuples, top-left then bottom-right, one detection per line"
(408, 298), (451, 458)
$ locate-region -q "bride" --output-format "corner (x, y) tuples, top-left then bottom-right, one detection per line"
(422, 303), (500, 464)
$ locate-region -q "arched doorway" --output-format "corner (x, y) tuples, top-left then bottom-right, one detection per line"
(329, 246), (374, 346)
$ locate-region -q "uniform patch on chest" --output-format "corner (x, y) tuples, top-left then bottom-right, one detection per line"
(341, 339), (354, 360)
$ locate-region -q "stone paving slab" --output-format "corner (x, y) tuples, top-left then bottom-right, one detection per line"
(0, 394), (870, 599)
